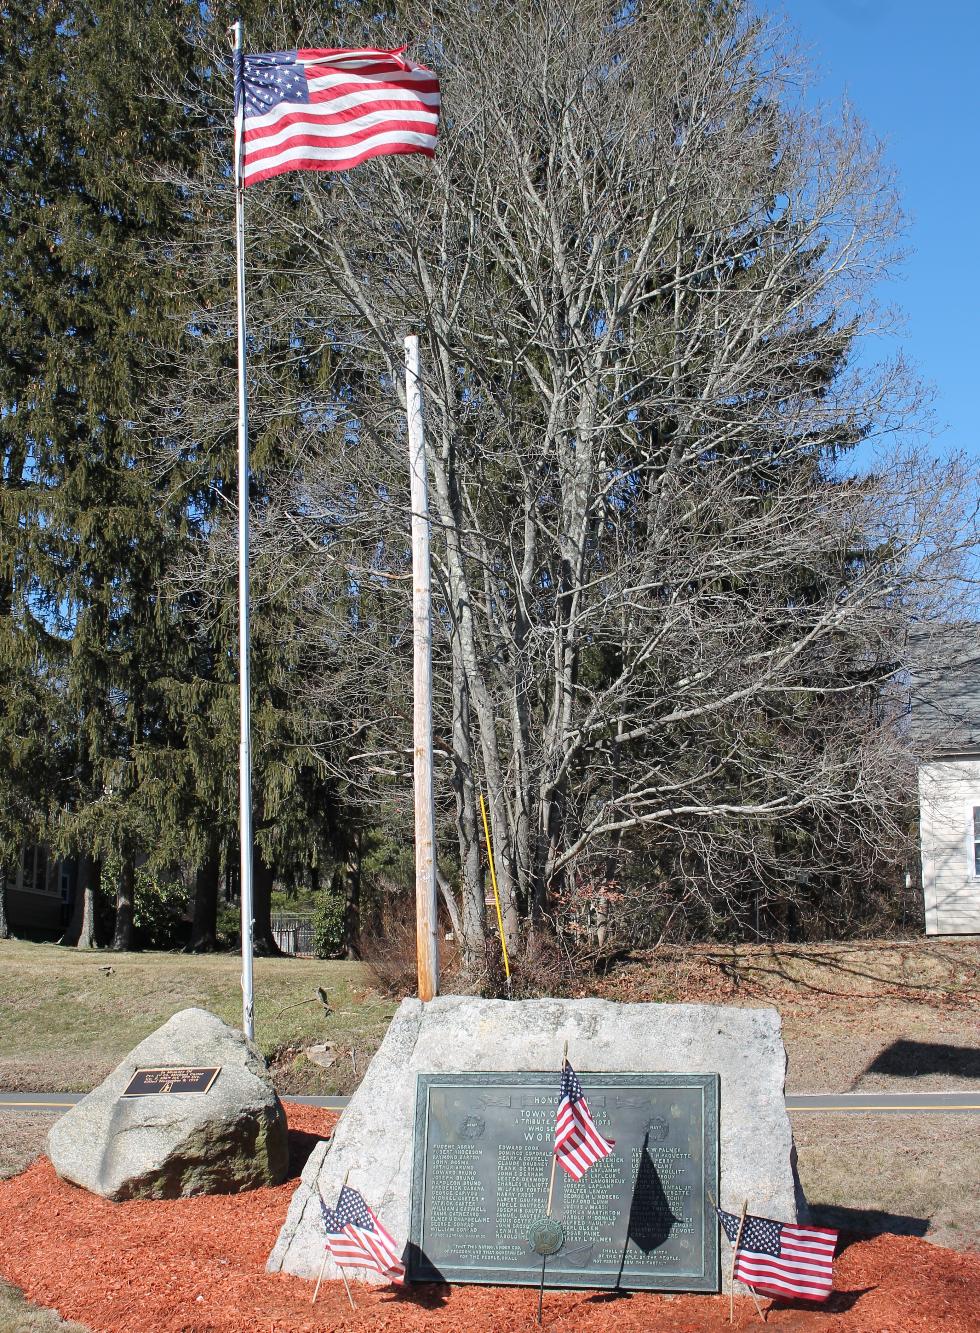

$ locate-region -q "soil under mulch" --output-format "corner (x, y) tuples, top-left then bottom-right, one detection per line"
(0, 1103), (976, 1332)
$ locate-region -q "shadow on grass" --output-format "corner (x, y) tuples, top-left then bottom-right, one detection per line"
(859, 1038), (980, 1081)
(805, 1203), (929, 1252)
(704, 941), (979, 1003)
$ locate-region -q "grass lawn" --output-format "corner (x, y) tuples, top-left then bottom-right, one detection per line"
(0, 940), (395, 1096)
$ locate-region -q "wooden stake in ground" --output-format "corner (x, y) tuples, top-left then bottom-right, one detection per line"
(537, 1041), (569, 1325)
(729, 1199), (748, 1324)
(545, 1042), (568, 1218)
(406, 333), (439, 1003)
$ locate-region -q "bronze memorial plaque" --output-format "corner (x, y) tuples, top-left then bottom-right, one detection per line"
(122, 1067), (221, 1097)
(409, 1072), (719, 1290)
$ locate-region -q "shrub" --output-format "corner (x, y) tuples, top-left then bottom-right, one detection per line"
(312, 890), (346, 959)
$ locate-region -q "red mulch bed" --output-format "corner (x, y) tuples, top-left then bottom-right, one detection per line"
(0, 1102), (976, 1332)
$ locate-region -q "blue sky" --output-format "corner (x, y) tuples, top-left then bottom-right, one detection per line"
(770, 0), (978, 465)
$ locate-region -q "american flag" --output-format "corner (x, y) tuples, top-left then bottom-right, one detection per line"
(717, 1207), (838, 1302)
(320, 1184), (406, 1283)
(554, 1060), (615, 1181)
(234, 46), (440, 187)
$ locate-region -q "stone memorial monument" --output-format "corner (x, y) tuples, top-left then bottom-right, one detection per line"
(269, 995), (802, 1292)
(48, 1006), (288, 1201)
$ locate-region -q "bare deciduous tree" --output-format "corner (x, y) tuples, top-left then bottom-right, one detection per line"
(161, 0), (978, 959)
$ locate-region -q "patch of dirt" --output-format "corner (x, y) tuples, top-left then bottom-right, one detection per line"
(596, 940), (980, 1093)
(0, 1103), (978, 1332)
(0, 1113), (53, 1181)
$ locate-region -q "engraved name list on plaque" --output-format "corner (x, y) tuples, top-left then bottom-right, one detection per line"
(409, 1071), (719, 1291)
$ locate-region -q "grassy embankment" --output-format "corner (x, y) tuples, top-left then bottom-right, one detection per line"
(0, 940), (395, 1096)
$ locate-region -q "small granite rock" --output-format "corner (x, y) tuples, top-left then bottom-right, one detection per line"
(47, 1007), (288, 1201)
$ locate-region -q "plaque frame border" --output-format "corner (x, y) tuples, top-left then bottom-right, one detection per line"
(409, 1070), (720, 1291)
(121, 1066), (221, 1097)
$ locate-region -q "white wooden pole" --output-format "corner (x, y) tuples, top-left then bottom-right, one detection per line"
(232, 19), (255, 1040)
(405, 334), (439, 1001)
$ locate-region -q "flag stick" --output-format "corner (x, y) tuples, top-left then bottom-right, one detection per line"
(406, 334), (439, 1003)
(536, 1252), (547, 1325)
(730, 1199), (748, 1324)
(311, 1248), (329, 1306)
(479, 792), (510, 988)
(339, 1267), (356, 1311)
(230, 18), (255, 1042)
(545, 1043), (567, 1217)
(312, 1172), (356, 1307)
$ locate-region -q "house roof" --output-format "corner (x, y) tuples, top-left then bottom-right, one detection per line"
(909, 624), (980, 757)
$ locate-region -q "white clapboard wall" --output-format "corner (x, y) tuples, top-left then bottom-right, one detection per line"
(918, 760), (980, 935)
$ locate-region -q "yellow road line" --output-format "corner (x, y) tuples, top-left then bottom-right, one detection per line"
(0, 1100), (75, 1109)
(788, 1104), (980, 1112)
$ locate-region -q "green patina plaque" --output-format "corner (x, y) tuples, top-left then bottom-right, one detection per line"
(408, 1071), (719, 1291)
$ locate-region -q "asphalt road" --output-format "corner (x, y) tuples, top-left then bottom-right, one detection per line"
(1, 1090), (978, 1114)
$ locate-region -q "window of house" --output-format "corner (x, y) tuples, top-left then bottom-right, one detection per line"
(973, 808), (980, 876)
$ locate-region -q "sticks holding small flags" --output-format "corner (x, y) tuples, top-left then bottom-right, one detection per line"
(537, 1045), (616, 1323)
(716, 1203), (838, 1309)
(228, 24), (440, 1037)
(315, 1182), (407, 1304)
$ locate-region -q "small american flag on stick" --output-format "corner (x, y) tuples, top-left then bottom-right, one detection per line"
(554, 1060), (615, 1180)
(717, 1206), (838, 1301)
(235, 46), (440, 186)
(321, 1184), (406, 1284)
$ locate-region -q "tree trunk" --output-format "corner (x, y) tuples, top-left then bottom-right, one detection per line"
(188, 836), (220, 951)
(111, 855), (135, 951)
(59, 854), (87, 946)
(76, 856), (100, 949)
(344, 832), (361, 960)
(450, 636), (485, 959)
(0, 866), (10, 940)
(251, 852), (282, 956)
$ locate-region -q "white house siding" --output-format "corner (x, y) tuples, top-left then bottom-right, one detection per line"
(918, 761), (980, 935)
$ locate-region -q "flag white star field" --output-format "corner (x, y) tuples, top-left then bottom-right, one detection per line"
(717, 1207), (838, 1301)
(235, 46), (439, 186)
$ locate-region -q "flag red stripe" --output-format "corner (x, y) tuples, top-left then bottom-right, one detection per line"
(736, 1270), (832, 1301)
(243, 143), (434, 187)
(307, 75), (441, 96)
(244, 120), (437, 164)
(240, 46), (438, 188)
(737, 1254), (833, 1282)
(244, 105), (437, 141)
(735, 1256), (832, 1297)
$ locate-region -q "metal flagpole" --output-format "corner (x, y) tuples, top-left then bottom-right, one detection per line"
(405, 334), (439, 1002)
(231, 18), (256, 1040)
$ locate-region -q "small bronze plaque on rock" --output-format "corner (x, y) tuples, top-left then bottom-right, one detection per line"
(122, 1067), (220, 1097)
(410, 1071), (718, 1290)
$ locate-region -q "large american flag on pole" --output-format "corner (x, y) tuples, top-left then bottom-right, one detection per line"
(717, 1207), (838, 1301)
(554, 1061), (615, 1180)
(235, 46), (440, 187)
(321, 1185), (406, 1283)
